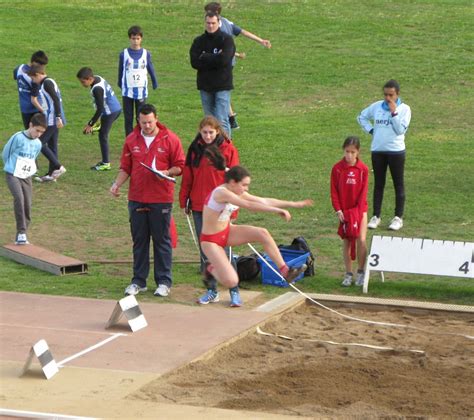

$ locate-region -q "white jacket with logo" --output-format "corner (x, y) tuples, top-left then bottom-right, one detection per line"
(357, 100), (411, 152)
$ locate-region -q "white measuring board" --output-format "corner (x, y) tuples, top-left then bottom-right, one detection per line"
(363, 236), (473, 293)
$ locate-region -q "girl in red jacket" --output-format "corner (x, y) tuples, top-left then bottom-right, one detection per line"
(330, 136), (369, 287)
(179, 116), (239, 303)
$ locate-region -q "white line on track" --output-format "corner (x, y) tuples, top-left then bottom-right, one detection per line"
(0, 323), (128, 336)
(0, 408), (97, 419)
(57, 333), (126, 367)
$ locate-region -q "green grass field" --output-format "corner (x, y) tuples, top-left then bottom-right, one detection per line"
(0, 0), (473, 304)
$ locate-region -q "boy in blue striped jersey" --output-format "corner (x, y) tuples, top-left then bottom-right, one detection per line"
(118, 26), (158, 136)
(28, 65), (67, 182)
(77, 67), (122, 171)
(13, 51), (49, 129)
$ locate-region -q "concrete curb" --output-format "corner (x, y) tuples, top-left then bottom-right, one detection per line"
(306, 293), (474, 313)
(255, 291), (305, 313)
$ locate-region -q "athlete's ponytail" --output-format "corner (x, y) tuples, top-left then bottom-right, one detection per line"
(224, 166), (250, 183)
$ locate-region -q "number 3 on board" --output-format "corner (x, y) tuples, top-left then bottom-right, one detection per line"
(369, 254), (380, 267)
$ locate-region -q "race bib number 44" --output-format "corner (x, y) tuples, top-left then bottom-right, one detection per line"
(126, 69), (146, 88)
(14, 156), (37, 179)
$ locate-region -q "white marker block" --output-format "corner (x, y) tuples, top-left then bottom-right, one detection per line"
(105, 295), (147, 332)
(21, 339), (59, 380)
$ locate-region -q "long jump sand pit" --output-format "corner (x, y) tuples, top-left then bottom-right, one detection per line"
(133, 298), (474, 418)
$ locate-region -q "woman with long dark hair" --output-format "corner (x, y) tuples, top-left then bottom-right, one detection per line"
(179, 116), (239, 303)
(200, 166), (313, 307)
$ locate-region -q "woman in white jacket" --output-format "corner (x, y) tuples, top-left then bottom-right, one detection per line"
(357, 79), (411, 231)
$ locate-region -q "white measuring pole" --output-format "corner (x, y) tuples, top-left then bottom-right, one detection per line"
(363, 236), (474, 293)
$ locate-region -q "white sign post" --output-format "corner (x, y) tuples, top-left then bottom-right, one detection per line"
(363, 236), (473, 293)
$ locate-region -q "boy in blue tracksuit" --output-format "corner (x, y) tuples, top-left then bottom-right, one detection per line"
(13, 51), (49, 129)
(28, 64), (67, 182)
(357, 79), (412, 231)
(117, 25), (158, 136)
(2, 113), (47, 244)
(77, 67), (122, 171)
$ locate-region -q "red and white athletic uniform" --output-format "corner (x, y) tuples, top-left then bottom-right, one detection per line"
(120, 122), (185, 203)
(200, 186), (239, 247)
(330, 158), (369, 215)
(330, 158), (369, 259)
(179, 138), (239, 211)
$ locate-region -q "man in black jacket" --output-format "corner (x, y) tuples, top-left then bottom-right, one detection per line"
(190, 12), (236, 136)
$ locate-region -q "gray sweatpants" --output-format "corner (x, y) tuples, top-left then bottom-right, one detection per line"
(6, 173), (33, 235)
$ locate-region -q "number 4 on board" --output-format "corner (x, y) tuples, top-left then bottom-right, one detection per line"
(459, 261), (469, 275)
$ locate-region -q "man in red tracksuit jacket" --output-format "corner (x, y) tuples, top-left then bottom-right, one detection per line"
(110, 104), (185, 298)
(330, 141), (369, 287)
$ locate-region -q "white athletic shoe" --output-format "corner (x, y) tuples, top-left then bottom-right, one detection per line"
(35, 174), (56, 183)
(15, 233), (30, 245)
(124, 283), (147, 296)
(388, 216), (403, 231)
(154, 284), (170, 297)
(341, 273), (353, 287)
(51, 166), (67, 180)
(355, 271), (365, 286)
(368, 216), (381, 229)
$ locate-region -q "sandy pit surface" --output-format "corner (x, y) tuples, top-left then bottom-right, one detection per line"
(132, 302), (474, 418)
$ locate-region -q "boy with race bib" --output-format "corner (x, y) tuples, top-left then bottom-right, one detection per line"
(2, 113), (47, 245)
(118, 25), (158, 136)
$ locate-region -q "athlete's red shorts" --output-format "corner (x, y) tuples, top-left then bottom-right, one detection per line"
(200, 224), (230, 248)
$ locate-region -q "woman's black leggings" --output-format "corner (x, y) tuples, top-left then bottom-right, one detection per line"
(371, 151), (406, 218)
